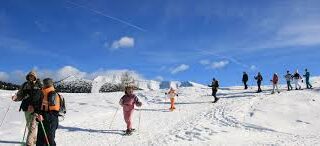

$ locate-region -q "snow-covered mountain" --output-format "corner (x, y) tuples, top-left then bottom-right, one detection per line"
(180, 81), (207, 88)
(55, 76), (92, 93)
(53, 74), (206, 93)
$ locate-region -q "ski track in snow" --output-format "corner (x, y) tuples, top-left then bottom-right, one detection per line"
(1, 83), (320, 145)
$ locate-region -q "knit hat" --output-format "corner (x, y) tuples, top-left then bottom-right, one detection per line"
(26, 70), (37, 81)
(43, 78), (54, 87)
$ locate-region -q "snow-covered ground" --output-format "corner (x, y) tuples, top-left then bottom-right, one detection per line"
(0, 79), (319, 145)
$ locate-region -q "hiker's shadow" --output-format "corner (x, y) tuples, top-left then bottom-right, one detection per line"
(157, 101), (210, 105)
(59, 125), (124, 135)
(0, 140), (22, 145)
(136, 108), (170, 112)
(220, 94), (256, 99)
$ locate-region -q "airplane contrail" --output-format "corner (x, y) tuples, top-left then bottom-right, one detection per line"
(66, 0), (147, 32)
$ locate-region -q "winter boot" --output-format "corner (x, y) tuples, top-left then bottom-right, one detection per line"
(125, 129), (133, 135)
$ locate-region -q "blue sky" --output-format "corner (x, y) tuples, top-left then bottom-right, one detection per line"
(0, 0), (320, 86)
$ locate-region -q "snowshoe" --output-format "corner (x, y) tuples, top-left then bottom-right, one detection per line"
(123, 129), (134, 136)
(122, 129), (135, 133)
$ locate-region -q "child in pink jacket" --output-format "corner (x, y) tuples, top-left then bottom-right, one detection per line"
(119, 86), (142, 135)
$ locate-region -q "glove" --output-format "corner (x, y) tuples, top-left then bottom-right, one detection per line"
(136, 102), (142, 107)
(36, 114), (44, 122)
(12, 95), (18, 101)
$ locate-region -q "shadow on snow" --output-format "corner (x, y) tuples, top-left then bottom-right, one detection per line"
(58, 125), (124, 135)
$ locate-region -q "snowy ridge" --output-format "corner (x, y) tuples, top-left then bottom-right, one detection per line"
(180, 81), (207, 88)
(55, 76), (92, 93)
(89, 75), (205, 93)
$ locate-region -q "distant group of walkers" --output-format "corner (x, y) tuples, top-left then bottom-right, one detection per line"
(242, 69), (313, 94)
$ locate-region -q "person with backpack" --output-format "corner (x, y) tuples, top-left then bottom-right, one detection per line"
(254, 72), (263, 93)
(284, 71), (293, 91)
(165, 87), (178, 111)
(293, 70), (302, 90)
(271, 73), (280, 94)
(12, 71), (42, 146)
(208, 78), (219, 103)
(242, 72), (249, 90)
(35, 78), (61, 146)
(303, 69), (313, 89)
(119, 86), (142, 135)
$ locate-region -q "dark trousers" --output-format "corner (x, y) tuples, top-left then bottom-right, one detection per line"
(257, 82), (262, 92)
(306, 79), (313, 89)
(243, 81), (248, 89)
(287, 81), (293, 90)
(212, 89), (217, 99)
(36, 112), (59, 146)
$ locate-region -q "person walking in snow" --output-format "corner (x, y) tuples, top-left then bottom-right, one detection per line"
(12, 71), (43, 146)
(303, 69), (313, 89)
(254, 72), (263, 93)
(271, 73), (280, 94)
(165, 87), (178, 111)
(119, 86), (142, 135)
(284, 71), (293, 91)
(36, 78), (60, 146)
(242, 72), (249, 90)
(293, 70), (302, 90)
(208, 78), (219, 103)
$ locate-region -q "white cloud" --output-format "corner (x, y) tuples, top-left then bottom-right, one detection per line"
(210, 61), (229, 69)
(0, 72), (9, 82)
(199, 59), (210, 65)
(275, 22), (320, 47)
(199, 59), (230, 69)
(171, 64), (189, 74)
(110, 36), (135, 50)
(56, 66), (87, 79)
(250, 65), (257, 71)
(155, 76), (164, 81)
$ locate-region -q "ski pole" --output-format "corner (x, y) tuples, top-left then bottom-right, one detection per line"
(0, 101), (13, 129)
(164, 97), (167, 108)
(138, 109), (141, 133)
(21, 123), (27, 146)
(39, 121), (50, 146)
(109, 107), (119, 129)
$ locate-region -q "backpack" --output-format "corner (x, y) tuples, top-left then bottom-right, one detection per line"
(215, 80), (219, 88)
(56, 93), (67, 117)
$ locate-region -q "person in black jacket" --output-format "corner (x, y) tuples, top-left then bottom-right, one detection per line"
(12, 71), (43, 146)
(242, 72), (249, 89)
(254, 72), (263, 93)
(209, 78), (219, 103)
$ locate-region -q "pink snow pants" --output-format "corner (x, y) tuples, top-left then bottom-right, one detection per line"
(123, 108), (134, 129)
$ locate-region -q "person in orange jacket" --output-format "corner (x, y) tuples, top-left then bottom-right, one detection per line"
(36, 78), (60, 146)
(166, 87), (178, 111)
